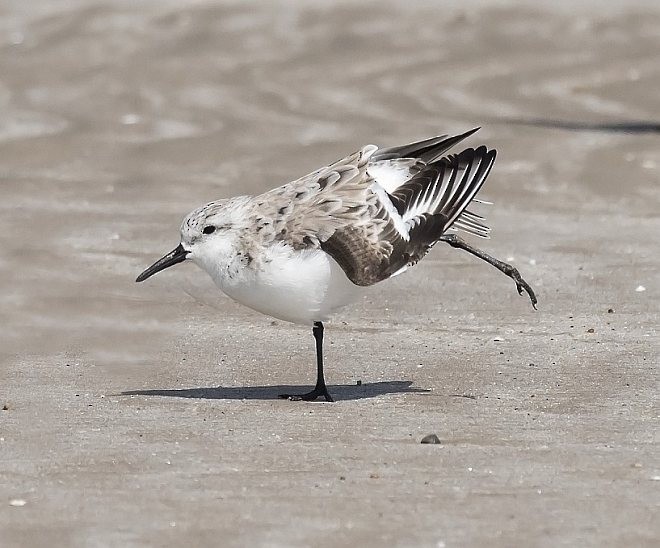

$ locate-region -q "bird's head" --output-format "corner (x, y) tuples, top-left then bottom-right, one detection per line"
(135, 197), (248, 283)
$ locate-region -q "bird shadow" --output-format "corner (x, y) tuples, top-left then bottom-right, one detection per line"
(119, 380), (428, 402)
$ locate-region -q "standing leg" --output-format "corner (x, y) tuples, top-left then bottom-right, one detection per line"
(279, 321), (334, 402)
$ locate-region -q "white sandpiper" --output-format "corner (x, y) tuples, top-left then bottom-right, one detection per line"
(136, 128), (536, 401)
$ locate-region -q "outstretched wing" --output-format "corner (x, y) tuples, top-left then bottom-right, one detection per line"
(318, 145), (497, 286)
(320, 146), (498, 286)
(389, 146), (496, 239)
(251, 133), (495, 287)
(368, 128), (493, 238)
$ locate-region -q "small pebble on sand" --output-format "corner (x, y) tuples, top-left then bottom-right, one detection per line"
(421, 434), (441, 444)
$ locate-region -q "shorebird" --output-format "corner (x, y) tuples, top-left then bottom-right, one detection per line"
(136, 128), (536, 402)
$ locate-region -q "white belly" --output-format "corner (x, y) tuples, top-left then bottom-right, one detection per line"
(206, 245), (363, 325)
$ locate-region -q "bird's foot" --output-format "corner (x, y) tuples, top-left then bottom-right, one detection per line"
(279, 385), (334, 402)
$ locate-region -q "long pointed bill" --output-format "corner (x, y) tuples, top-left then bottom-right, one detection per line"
(136, 243), (189, 282)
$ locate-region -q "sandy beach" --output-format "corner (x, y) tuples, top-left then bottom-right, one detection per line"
(1, 1), (658, 546)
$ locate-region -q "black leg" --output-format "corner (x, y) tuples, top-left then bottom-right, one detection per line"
(439, 234), (538, 309)
(279, 321), (334, 402)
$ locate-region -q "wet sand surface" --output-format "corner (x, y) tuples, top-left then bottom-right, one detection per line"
(1, 1), (658, 546)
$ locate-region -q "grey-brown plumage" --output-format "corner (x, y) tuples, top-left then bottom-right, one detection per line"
(204, 129), (496, 286)
(178, 129), (495, 287)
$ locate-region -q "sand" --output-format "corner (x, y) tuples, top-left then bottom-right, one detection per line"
(1, 1), (658, 546)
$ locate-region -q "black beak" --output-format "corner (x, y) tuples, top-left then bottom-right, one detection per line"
(136, 243), (189, 282)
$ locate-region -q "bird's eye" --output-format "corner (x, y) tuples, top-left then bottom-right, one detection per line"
(202, 226), (216, 235)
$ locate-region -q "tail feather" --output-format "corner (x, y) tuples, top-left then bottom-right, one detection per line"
(453, 216), (491, 238)
(453, 209), (491, 237)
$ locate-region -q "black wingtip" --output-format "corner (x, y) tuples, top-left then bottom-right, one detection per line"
(452, 127), (480, 142)
(373, 127), (485, 164)
(437, 126), (482, 154)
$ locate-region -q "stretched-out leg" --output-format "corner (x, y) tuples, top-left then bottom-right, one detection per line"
(439, 234), (537, 309)
(279, 321), (334, 402)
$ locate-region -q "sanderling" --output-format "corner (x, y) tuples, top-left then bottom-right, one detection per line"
(136, 128), (536, 402)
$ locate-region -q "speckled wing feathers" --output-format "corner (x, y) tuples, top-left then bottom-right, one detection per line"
(252, 145), (382, 249)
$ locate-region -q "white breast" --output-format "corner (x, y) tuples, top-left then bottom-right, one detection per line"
(204, 243), (363, 325)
